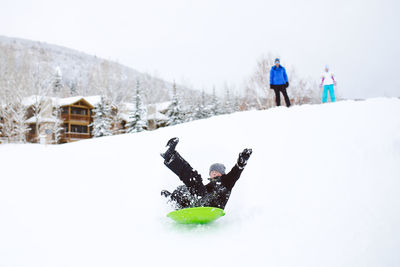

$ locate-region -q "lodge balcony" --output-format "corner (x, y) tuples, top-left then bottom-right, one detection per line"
(61, 132), (91, 140)
(61, 114), (91, 122)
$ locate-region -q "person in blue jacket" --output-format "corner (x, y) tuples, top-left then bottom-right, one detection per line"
(270, 58), (291, 107)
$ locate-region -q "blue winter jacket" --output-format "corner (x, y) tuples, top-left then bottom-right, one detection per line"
(270, 65), (288, 85)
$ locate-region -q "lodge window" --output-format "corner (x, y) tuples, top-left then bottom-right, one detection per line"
(61, 107), (69, 114)
(64, 124), (68, 132)
(70, 125), (88, 133)
(71, 107), (88, 115)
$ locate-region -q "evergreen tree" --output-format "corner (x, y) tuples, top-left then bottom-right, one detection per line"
(53, 67), (63, 94)
(67, 80), (78, 96)
(126, 81), (147, 133)
(209, 86), (222, 116)
(194, 90), (210, 120)
(166, 82), (184, 126)
(91, 95), (113, 137)
(233, 94), (242, 112)
(223, 88), (235, 114)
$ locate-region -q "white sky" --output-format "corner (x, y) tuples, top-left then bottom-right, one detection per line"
(1, 0), (399, 98)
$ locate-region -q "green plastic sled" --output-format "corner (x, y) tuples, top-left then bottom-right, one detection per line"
(167, 207), (225, 224)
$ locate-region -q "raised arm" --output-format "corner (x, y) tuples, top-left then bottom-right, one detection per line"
(221, 149), (252, 190)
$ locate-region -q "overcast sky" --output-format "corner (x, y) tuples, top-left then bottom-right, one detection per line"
(1, 0), (399, 98)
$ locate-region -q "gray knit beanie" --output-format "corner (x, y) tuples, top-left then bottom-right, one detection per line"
(209, 163), (226, 175)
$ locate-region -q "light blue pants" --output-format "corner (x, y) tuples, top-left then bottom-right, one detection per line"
(322, 84), (335, 103)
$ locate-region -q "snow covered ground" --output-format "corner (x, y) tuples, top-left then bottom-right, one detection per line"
(1, 98), (400, 267)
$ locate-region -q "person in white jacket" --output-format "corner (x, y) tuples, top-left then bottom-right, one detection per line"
(320, 65), (337, 103)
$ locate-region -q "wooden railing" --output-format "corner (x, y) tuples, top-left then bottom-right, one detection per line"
(61, 114), (91, 122)
(62, 132), (91, 140)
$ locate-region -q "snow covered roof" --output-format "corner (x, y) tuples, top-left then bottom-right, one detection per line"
(118, 113), (130, 122)
(147, 112), (168, 121)
(118, 108), (168, 122)
(67, 96), (116, 109)
(148, 101), (171, 112)
(84, 96), (102, 106)
(23, 95), (100, 108)
(119, 102), (135, 113)
(118, 112), (168, 122)
(57, 96), (86, 106)
(25, 116), (59, 124)
(56, 96), (113, 108)
(117, 101), (170, 122)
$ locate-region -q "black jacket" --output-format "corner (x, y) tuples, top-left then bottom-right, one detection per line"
(200, 165), (243, 209)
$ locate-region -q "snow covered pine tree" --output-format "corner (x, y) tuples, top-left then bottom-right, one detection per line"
(126, 81), (147, 133)
(91, 96), (113, 137)
(165, 82), (185, 126)
(194, 90), (211, 120)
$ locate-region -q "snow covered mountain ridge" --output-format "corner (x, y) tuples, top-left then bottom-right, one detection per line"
(0, 98), (399, 267)
(0, 35), (197, 104)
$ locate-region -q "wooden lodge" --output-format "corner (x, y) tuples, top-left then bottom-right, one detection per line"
(59, 97), (94, 143)
(21, 96), (97, 144)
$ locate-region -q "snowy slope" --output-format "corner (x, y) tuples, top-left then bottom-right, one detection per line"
(1, 98), (400, 267)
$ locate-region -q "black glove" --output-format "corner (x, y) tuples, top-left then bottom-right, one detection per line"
(285, 82), (289, 88)
(160, 137), (179, 160)
(237, 148), (252, 168)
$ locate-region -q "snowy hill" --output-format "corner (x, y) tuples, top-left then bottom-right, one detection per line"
(0, 36), (197, 103)
(1, 98), (399, 267)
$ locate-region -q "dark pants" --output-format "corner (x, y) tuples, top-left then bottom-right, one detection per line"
(163, 151), (206, 197)
(272, 85), (291, 107)
(163, 151), (207, 209)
